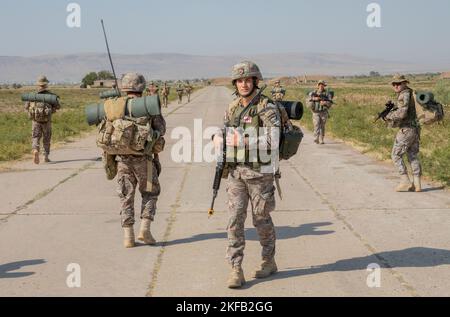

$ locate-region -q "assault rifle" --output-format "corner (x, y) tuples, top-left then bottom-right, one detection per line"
(374, 101), (397, 123)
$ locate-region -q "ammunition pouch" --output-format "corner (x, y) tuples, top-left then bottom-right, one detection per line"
(29, 102), (52, 123)
(103, 152), (118, 180)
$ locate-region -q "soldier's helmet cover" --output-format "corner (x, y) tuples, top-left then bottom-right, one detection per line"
(121, 72), (146, 93)
(231, 61), (263, 83)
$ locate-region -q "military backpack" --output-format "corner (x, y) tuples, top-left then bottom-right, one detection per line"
(96, 97), (157, 156)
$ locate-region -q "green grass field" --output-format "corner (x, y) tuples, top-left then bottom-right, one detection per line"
(284, 75), (450, 186)
(0, 86), (194, 162)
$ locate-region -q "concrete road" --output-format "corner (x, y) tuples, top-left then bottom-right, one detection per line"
(0, 86), (449, 297)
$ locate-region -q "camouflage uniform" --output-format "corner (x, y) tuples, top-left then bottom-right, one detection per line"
(271, 81), (286, 102)
(216, 61), (280, 288)
(24, 76), (61, 161)
(161, 83), (170, 108)
(176, 84), (184, 104)
(184, 82), (193, 103)
(307, 81), (332, 144)
(386, 77), (421, 180)
(115, 73), (166, 229)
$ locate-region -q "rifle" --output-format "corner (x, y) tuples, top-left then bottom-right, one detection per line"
(208, 85), (267, 217)
(374, 101), (397, 123)
(100, 19), (120, 95)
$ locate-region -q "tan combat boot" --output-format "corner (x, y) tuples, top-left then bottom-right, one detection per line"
(252, 259), (278, 279)
(137, 218), (156, 245)
(320, 136), (325, 144)
(314, 137), (319, 144)
(413, 175), (422, 192)
(395, 174), (415, 192)
(227, 266), (245, 289)
(123, 226), (135, 248)
(33, 149), (39, 164)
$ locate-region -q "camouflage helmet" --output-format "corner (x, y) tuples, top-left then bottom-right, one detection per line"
(391, 74), (409, 85)
(36, 75), (49, 86)
(231, 61), (263, 83)
(121, 72), (146, 93)
(317, 80), (327, 87)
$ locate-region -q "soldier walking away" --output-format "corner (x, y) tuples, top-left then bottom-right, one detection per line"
(184, 81), (193, 103)
(109, 73), (166, 248)
(24, 75), (61, 164)
(385, 74), (422, 192)
(213, 61), (280, 289)
(307, 80), (333, 144)
(176, 82), (184, 104)
(271, 80), (286, 102)
(161, 82), (170, 108)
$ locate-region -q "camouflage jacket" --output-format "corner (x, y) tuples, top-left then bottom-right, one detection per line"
(385, 87), (417, 128)
(307, 89), (332, 113)
(223, 94), (281, 153)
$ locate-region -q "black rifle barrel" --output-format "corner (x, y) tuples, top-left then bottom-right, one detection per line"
(101, 19), (120, 93)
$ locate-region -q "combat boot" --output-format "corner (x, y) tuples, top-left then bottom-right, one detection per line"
(32, 149), (39, 164)
(314, 137), (319, 144)
(413, 175), (422, 192)
(137, 218), (156, 245)
(123, 226), (135, 248)
(227, 266), (245, 289)
(395, 174), (415, 192)
(252, 259), (278, 279)
(44, 154), (51, 163)
(320, 136), (325, 144)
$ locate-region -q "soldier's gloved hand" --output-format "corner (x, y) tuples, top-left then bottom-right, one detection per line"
(152, 136), (165, 154)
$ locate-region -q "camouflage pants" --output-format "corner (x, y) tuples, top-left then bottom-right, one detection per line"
(312, 111), (328, 139)
(162, 95), (169, 107)
(187, 93), (191, 102)
(32, 120), (52, 154)
(177, 93), (183, 104)
(226, 166), (276, 267)
(392, 127), (421, 177)
(116, 155), (161, 227)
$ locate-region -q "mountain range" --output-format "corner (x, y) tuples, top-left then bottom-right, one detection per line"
(0, 52), (447, 83)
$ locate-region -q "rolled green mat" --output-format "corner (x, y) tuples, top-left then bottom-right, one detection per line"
(279, 101), (304, 120)
(99, 90), (121, 99)
(21, 93), (58, 106)
(85, 95), (161, 126)
(416, 91), (434, 105)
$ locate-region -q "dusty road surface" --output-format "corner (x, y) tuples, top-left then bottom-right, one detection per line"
(1, 86), (449, 297)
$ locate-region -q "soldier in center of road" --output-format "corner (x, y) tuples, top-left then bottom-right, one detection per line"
(213, 61), (280, 289)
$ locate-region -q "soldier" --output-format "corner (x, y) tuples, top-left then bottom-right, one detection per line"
(213, 61), (280, 289)
(116, 73), (166, 248)
(147, 81), (159, 96)
(24, 75), (61, 164)
(271, 80), (286, 102)
(307, 80), (333, 144)
(385, 74), (422, 192)
(161, 82), (170, 108)
(176, 82), (184, 104)
(184, 81), (193, 103)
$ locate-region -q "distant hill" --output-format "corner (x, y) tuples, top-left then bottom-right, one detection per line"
(0, 52), (446, 83)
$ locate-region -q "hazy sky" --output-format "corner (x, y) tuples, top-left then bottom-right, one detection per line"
(1, 0), (449, 63)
